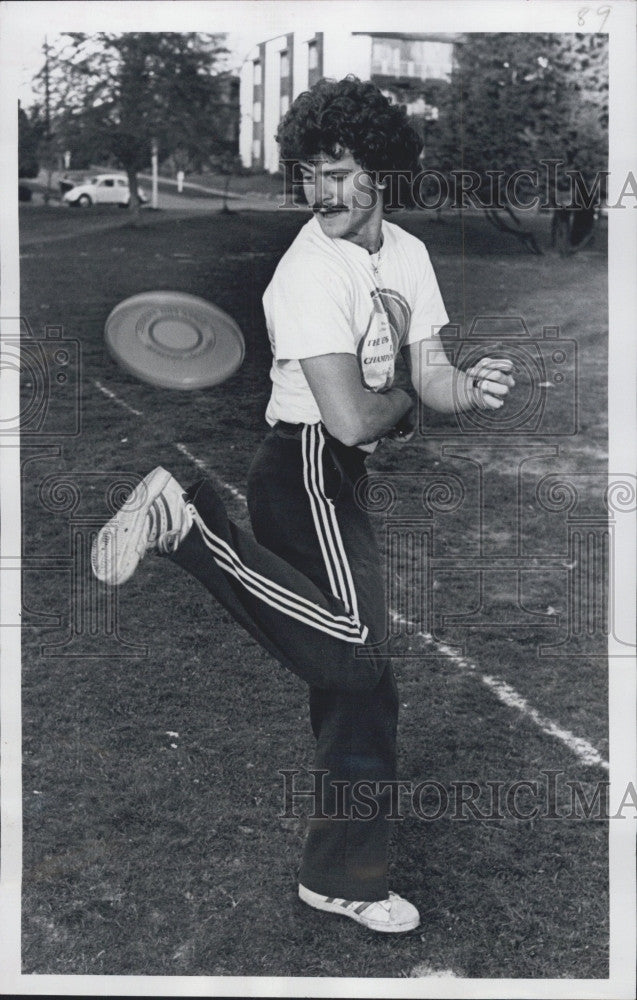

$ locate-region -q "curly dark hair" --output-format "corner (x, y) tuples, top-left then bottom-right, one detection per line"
(276, 76), (423, 207)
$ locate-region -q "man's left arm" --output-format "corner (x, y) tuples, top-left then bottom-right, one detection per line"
(405, 334), (516, 415)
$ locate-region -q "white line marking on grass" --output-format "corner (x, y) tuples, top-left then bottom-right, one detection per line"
(89, 383), (247, 506)
(409, 963), (459, 978)
(174, 442), (247, 505)
(92, 379), (144, 417)
(391, 611), (609, 771)
(480, 673), (608, 770)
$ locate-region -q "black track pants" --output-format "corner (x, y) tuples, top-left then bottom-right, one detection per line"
(169, 423), (398, 900)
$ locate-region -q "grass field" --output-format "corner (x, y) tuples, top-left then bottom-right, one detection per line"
(24, 165), (283, 208)
(19, 203), (610, 980)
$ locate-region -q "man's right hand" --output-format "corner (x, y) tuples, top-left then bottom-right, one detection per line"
(386, 404), (417, 442)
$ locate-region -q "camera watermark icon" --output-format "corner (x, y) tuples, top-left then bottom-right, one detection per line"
(419, 316), (578, 438)
(1, 319), (81, 437)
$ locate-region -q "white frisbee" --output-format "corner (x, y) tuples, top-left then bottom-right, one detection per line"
(104, 291), (245, 390)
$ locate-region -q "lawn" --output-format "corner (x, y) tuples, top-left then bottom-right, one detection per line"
(18, 204), (609, 980)
(156, 166), (284, 199)
(24, 164), (284, 206)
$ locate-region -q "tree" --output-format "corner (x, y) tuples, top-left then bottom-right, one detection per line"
(35, 33), (238, 220)
(432, 33), (608, 253)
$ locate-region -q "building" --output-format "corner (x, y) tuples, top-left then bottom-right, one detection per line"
(239, 31), (460, 173)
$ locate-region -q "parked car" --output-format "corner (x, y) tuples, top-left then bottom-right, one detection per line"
(62, 173), (148, 208)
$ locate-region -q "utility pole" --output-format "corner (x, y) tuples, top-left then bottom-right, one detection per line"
(44, 36), (50, 137)
(151, 137), (159, 209)
(43, 36), (53, 205)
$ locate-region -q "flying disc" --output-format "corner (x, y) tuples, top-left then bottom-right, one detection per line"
(104, 291), (245, 390)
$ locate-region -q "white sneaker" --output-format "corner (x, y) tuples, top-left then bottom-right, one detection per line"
(298, 883), (420, 933)
(91, 467), (192, 585)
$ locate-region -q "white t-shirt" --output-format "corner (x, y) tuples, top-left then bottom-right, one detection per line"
(263, 216), (449, 435)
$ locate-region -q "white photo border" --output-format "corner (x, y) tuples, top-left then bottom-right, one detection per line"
(1, 2), (635, 997)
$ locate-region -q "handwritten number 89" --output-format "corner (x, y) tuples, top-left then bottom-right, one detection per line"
(578, 6), (611, 30)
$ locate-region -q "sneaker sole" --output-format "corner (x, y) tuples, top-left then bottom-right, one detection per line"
(91, 467), (173, 585)
(298, 883), (420, 933)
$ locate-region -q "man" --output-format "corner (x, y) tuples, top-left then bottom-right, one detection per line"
(92, 77), (514, 933)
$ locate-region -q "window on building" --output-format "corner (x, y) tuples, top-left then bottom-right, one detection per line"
(280, 93), (289, 117)
(371, 37), (453, 80)
(252, 138), (261, 161)
(308, 40), (318, 70)
(253, 60), (262, 86)
(253, 101), (262, 123)
(280, 50), (289, 79)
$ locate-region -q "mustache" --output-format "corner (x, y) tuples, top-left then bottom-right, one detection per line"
(312, 204), (348, 213)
